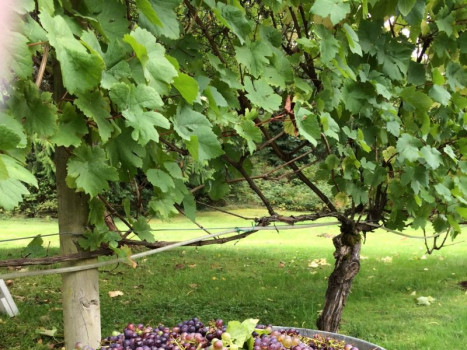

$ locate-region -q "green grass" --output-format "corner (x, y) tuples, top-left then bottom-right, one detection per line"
(0, 209), (466, 350)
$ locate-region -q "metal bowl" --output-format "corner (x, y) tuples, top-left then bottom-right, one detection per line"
(272, 327), (385, 350)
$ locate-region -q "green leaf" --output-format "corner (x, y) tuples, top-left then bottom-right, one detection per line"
(173, 73), (199, 104)
(434, 183), (452, 201)
(9, 81), (57, 138)
(0, 112), (26, 149)
(183, 193), (196, 222)
(429, 85), (451, 106)
(208, 177), (230, 200)
(139, 0), (181, 39)
(173, 106), (223, 162)
(173, 105), (212, 140)
(51, 102), (88, 147)
(401, 86), (433, 112)
(124, 28), (178, 94)
(35, 326), (58, 338)
(320, 112), (339, 140)
(0, 154), (38, 187)
(133, 217), (155, 242)
(419, 146), (442, 170)
(342, 24), (362, 56)
(135, 0), (162, 27)
(310, 0), (350, 25)
(234, 119), (263, 154)
(456, 207), (467, 219)
(212, 3), (252, 45)
(398, 0), (416, 16)
(40, 12), (104, 94)
(23, 236), (46, 258)
(445, 62), (466, 91)
(407, 61), (426, 85)
(295, 106), (321, 147)
(123, 110), (170, 145)
(106, 129), (146, 171)
(0, 178), (30, 210)
(0, 121), (22, 150)
(67, 145), (119, 197)
(8, 32), (34, 79)
(75, 90), (113, 143)
(147, 169), (175, 193)
(164, 162), (184, 179)
(315, 25), (339, 64)
(396, 133), (422, 163)
(243, 77), (282, 113)
(235, 41), (273, 78)
(435, 9), (454, 37)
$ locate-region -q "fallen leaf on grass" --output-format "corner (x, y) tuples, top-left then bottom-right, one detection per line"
(174, 263), (185, 270)
(35, 326), (58, 337)
(416, 296), (436, 306)
(278, 261), (285, 268)
(381, 256), (393, 263)
(188, 264), (197, 268)
(410, 291), (416, 296)
(308, 258), (330, 268)
(108, 291), (124, 298)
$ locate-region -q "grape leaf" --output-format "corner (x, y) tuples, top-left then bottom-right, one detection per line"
(139, 0), (181, 39)
(234, 119), (263, 154)
(419, 146), (442, 170)
(39, 12), (104, 94)
(401, 86), (433, 112)
(310, 0), (350, 26)
(0, 127), (20, 152)
(243, 77), (281, 113)
(0, 154), (38, 187)
(173, 73), (199, 104)
(23, 236), (46, 258)
(8, 32), (34, 79)
(235, 41), (273, 78)
(398, 0), (416, 16)
(342, 24), (362, 56)
(75, 90), (113, 143)
(0, 178), (30, 210)
(135, 0), (162, 27)
(429, 85), (451, 106)
(315, 25), (339, 64)
(173, 106), (223, 162)
(147, 169), (175, 193)
(8, 81), (57, 138)
(51, 102), (88, 147)
(133, 217), (155, 242)
(123, 110), (170, 145)
(396, 133), (422, 163)
(183, 193), (196, 222)
(295, 105), (320, 147)
(211, 3), (252, 45)
(67, 145), (119, 197)
(124, 28), (178, 94)
(106, 129), (145, 171)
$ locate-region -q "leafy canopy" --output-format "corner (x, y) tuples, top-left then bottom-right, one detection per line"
(1, 0), (466, 252)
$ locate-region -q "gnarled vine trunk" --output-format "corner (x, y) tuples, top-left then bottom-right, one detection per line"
(316, 223), (361, 332)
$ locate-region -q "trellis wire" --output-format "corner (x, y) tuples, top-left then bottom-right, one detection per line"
(0, 222), (334, 244)
(0, 222), (340, 280)
(0, 222), (462, 280)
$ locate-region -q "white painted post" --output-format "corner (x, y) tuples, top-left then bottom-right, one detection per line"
(0, 279), (19, 317)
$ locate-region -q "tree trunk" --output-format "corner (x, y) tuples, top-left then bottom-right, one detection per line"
(55, 146), (101, 349)
(316, 222), (361, 332)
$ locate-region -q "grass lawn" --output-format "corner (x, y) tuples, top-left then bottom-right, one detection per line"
(0, 209), (466, 350)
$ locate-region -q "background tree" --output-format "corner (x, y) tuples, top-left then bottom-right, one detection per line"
(1, 0), (466, 348)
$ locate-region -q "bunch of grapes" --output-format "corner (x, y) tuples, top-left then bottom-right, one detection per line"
(75, 318), (359, 350)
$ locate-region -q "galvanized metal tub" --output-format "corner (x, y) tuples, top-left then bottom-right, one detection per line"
(273, 327), (385, 350)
